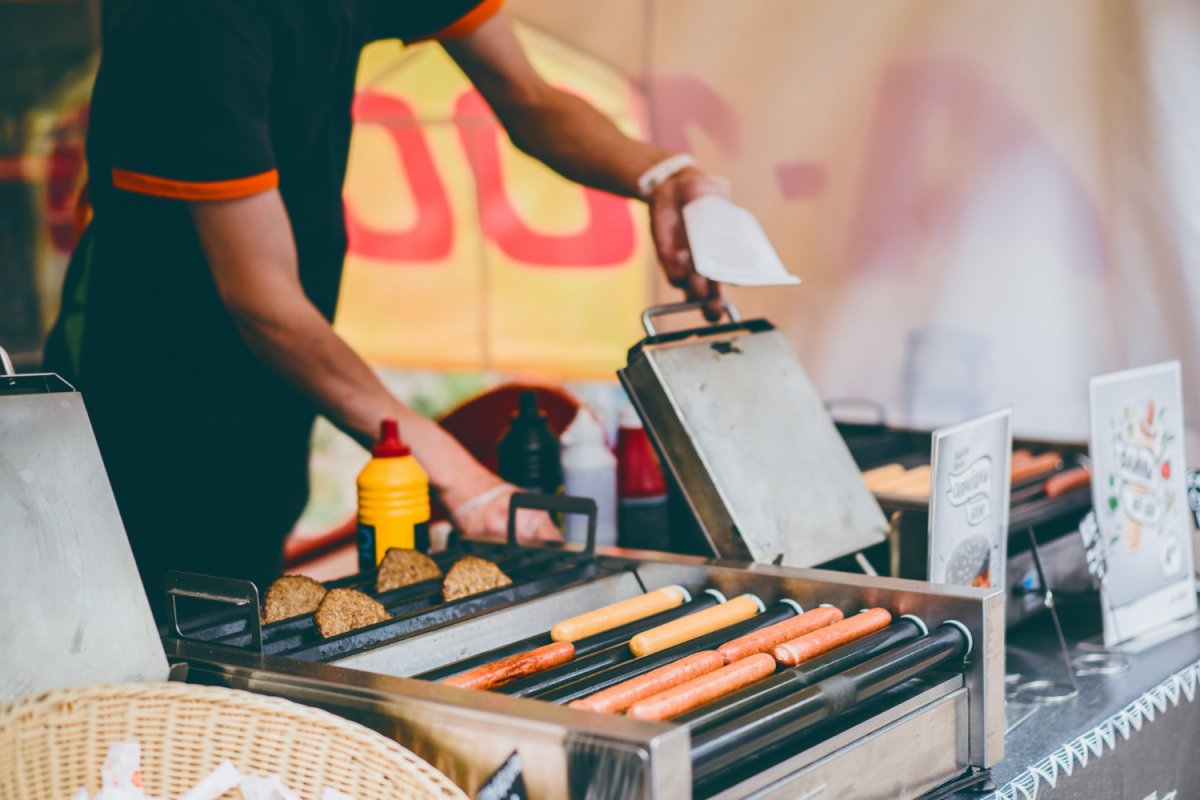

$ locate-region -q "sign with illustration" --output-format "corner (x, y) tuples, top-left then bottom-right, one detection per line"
(928, 408), (1013, 590)
(1089, 361), (1197, 647)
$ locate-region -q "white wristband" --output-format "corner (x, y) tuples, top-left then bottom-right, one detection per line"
(451, 483), (515, 523)
(636, 153), (698, 199)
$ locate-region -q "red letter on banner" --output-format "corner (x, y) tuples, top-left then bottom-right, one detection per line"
(345, 91), (454, 262)
(454, 90), (634, 268)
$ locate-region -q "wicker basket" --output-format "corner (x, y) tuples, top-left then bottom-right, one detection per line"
(0, 683), (467, 800)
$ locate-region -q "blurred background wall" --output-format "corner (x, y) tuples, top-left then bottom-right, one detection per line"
(3, 0), (1198, 450)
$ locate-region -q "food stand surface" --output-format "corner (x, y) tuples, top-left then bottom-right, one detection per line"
(959, 601), (1200, 800)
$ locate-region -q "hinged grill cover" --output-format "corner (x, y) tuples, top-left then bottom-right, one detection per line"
(0, 365), (167, 705)
(618, 305), (887, 567)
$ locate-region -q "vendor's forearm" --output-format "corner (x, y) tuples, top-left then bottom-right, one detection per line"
(498, 86), (670, 198)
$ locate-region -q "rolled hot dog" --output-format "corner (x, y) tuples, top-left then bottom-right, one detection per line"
(551, 585), (688, 643)
(866, 465), (927, 493)
(627, 653), (777, 721)
(1010, 451), (1062, 484)
(716, 606), (843, 663)
(568, 650), (725, 714)
(772, 608), (892, 666)
(629, 594), (764, 657)
(862, 463), (905, 492)
(444, 641), (575, 690)
(885, 466), (932, 497)
(1043, 466), (1091, 498)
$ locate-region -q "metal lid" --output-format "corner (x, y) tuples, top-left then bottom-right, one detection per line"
(618, 304), (887, 567)
(0, 351), (168, 706)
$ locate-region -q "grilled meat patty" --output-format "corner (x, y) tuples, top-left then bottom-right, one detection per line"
(376, 547), (442, 593)
(262, 575), (327, 624)
(442, 555), (512, 601)
(314, 588), (390, 637)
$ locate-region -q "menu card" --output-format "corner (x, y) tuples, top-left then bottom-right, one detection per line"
(1089, 361), (1197, 647)
(928, 408), (1013, 590)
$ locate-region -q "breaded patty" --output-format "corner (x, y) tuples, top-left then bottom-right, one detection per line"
(376, 547), (442, 593)
(314, 588), (390, 638)
(262, 575), (327, 624)
(442, 556), (512, 601)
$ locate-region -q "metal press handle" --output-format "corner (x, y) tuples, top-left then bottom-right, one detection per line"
(507, 492), (598, 555)
(641, 300), (742, 336)
(164, 570), (263, 653)
(0, 346), (14, 377)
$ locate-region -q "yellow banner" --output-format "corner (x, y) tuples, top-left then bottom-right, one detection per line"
(336, 26), (652, 379)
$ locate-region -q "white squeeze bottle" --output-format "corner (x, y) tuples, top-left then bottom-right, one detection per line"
(560, 408), (618, 548)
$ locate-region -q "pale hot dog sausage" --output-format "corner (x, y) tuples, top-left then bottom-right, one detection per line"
(862, 463), (905, 492)
(568, 650), (725, 714)
(551, 585), (688, 642)
(629, 594), (764, 657)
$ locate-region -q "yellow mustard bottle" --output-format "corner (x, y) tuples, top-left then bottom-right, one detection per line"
(357, 419), (430, 572)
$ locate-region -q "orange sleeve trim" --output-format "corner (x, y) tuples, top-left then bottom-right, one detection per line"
(420, 0), (505, 42)
(111, 168), (279, 201)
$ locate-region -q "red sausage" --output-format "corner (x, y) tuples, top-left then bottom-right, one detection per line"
(716, 606), (843, 663)
(772, 608), (892, 666)
(1043, 466), (1091, 498)
(627, 653), (777, 721)
(567, 651), (725, 714)
(444, 641), (575, 691)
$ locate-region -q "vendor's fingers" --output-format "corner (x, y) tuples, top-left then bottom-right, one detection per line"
(703, 282), (724, 322)
(515, 508), (562, 542)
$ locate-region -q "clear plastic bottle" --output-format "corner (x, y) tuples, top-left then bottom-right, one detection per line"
(560, 408), (618, 548)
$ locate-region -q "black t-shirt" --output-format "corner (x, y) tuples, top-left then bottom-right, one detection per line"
(66, 0), (500, 490)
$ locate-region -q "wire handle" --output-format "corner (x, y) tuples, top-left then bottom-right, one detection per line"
(641, 300), (742, 336)
(0, 346), (14, 377)
(164, 570), (263, 653)
(507, 492), (598, 555)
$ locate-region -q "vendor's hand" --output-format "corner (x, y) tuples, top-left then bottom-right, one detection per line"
(447, 474), (561, 543)
(648, 168), (729, 322)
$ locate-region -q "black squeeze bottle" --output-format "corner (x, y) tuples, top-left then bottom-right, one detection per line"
(497, 390), (563, 495)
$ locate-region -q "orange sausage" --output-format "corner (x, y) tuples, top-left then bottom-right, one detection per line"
(629, 594), (763, 657)
(1010, 449), (1034, 469)
(1043, 466), (1091, 498)
(716, 606), (843, 663)
(567, 650), (725, 714)
(772, 608), (893, 666)
(862, 463), (905, 492)
(627, 653), (777, 721)
(551, 585), (688, 642)
(1011, 452), (1062, 484)
(444, 641), (575, 690)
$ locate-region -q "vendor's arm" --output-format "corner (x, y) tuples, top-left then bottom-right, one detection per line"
(442, 12), (726, 319)
(189, 191), (557, 541)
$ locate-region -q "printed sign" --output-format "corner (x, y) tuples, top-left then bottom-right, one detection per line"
(1078, 509), (1106, 587)
(1089, 361), (1197, 647)
(928, 408), (1013, 590)
(477, 751), (528, 800)
(1187, 469), (1200, 529)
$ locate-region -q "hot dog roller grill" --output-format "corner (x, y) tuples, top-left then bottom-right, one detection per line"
(3, 332), (1005, 799)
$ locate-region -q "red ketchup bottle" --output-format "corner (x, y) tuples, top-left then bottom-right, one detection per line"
(616, 404), (670, 552)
